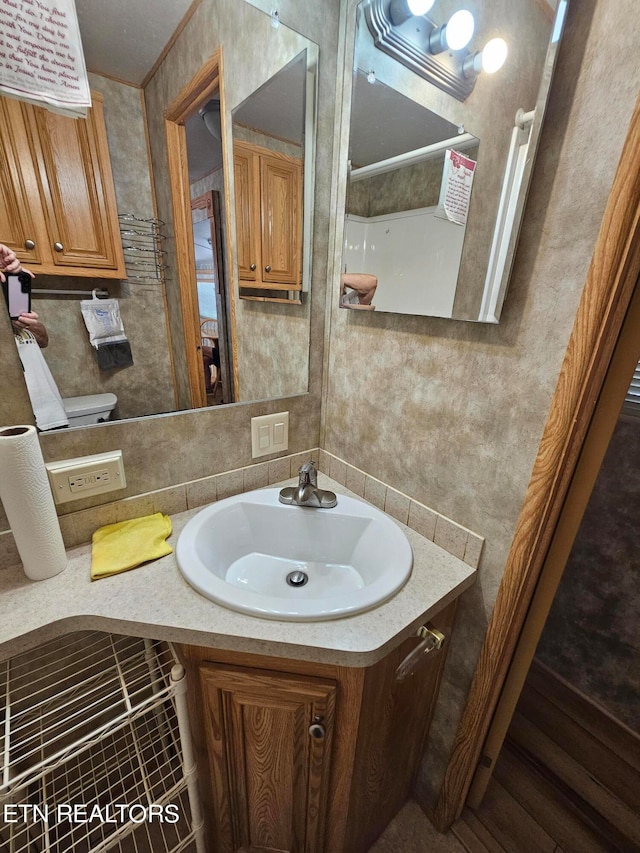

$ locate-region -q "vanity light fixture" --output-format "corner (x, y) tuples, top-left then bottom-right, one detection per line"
(428, 9), (475, 53)
(364, 0), (501, 101)
(388, 0), (435, 27)
(462, 37), (508, 78)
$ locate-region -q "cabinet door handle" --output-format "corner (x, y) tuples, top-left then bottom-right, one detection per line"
(249, 263), (257, 271)
(264, 265), (271, 273)
(53, 242), (64, 252)
(24, 239), (35, 250)
(395, 624), (446, 682)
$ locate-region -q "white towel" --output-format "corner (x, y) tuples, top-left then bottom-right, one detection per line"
(14, 331), (69, 431)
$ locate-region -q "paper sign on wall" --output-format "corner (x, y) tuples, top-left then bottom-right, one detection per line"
(438, 149), (477, 226)
(0, 0), (90, 118)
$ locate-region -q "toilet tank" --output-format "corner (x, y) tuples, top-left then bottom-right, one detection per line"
(63, 393), (117, 426)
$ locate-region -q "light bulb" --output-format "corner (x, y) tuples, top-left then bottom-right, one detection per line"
(407, 0), (435, 14)
(481, 37), (508, 73)
(389, 0), (434, 26)
(445, 10), (475, 50)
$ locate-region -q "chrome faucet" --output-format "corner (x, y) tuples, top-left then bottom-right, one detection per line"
(279, 461), (337, 508)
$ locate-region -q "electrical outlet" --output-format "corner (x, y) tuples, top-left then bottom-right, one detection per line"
(251, 412), (289, 458)
(46, 451), (126, 504)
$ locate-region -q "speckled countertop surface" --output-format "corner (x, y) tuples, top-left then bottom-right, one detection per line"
(0, 476), (476, 666)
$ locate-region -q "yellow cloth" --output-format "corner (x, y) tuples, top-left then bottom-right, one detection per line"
(91, 513), (173, 580)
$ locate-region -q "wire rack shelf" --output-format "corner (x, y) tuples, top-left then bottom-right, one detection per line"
(0, 632), (205, 853)
(118, 215), (167, 283)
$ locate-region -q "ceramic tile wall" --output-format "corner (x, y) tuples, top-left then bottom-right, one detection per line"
(0, 447), (483, 573)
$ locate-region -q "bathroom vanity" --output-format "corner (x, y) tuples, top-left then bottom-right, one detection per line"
(180, 597), (457, 853)
(0, 478), (476, 852)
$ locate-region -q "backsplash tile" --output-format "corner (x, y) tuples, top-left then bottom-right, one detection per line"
(186, 477), (217, 510)
(408, 501), (438, 541)
(268, 457), (292, 485)
(151, 484), (188, 517)
(345, 465), (366, 497)
(329, 456), (347, 486)
(364, 475), (387, 510)
(434, 516), (468, 561)
(384, 487), (411, 525)
(216, 470), (244, 501)
(0, 447), (484, 571)
(243, 461), (269, 492)
(464, 533), (484, 568)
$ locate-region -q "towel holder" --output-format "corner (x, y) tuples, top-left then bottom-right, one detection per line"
(395, 623), (446, 682)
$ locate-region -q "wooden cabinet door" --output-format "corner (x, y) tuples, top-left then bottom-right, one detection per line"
(260, 153), (302, 288)
(199, 662), (336, 853)
(22, 93), (125, 277)
(234, 144), (260, 282)
(0, 96), (48, 267)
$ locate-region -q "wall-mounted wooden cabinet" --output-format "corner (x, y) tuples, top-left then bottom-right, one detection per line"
(0, 91), (126, 279)
(234, 140), (302, 292)
(181, 599), (457, 853)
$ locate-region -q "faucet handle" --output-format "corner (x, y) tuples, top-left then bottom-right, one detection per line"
(298, 460), (317, 487)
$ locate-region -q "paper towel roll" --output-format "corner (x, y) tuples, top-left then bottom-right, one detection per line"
(0, 425), (67, 581)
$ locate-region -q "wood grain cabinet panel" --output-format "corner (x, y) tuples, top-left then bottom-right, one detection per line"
(199, 663), (336, 853)
(182, 598), (459, 852)
(233, 140), (302, 291)
(0, 91), (125, 278)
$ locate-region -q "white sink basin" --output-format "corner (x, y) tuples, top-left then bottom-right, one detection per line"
(176, 488), (413, 621)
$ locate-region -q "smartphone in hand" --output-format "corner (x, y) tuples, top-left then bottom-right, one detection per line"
(2, 272), (32, 319)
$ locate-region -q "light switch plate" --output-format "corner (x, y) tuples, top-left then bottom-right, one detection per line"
(46, 450), (126, 504)
(251, 412), (289, 458)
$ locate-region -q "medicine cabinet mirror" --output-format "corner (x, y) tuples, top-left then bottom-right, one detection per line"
(343, 0), (568, 323)
(2, 0), (318, 429)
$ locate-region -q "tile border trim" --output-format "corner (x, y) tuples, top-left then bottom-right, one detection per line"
(0, 448), (484, 572)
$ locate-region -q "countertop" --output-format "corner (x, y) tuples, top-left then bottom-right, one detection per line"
(0, 475), (476, 667)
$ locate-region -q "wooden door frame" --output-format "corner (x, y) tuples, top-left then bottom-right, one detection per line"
(164, 49), (237, 407)
(191, 189), (234, 402)
(433, 94), (640, 830)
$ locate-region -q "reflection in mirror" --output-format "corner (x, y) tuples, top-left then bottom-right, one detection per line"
(345, 71), (479, 317)
(1, 1), (318, 429)
(344, 0), (568, 323)
(231, 48), (318, 402)
(183, 87), (233, 407)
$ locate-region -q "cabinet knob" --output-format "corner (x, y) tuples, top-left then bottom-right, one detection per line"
(24, 239), (35, 250)
(249, 263), (257, 271)
(308, 714), (325, 740)
(53, 242), (64, 252)
(308, 722), (325, 740)
(264, 265), (271, 273)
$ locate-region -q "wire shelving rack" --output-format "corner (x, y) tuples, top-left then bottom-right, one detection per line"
(0, 632), (205, 853)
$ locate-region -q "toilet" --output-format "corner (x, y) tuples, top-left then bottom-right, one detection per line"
(62, 393), (118, 427)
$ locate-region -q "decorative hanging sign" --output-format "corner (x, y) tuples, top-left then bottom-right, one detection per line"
(0, 0), (90, 118)
(439, 149), (477, 226)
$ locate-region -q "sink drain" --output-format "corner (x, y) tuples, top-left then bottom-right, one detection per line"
(286, 570), (309, 587)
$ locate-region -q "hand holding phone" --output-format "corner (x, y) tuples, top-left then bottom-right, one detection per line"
(2, 272), (32, 319)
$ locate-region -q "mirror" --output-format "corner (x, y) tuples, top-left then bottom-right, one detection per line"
(2, 0), (318, 428)
(230, 49), (316, 402)
(343, 0), (568, 323)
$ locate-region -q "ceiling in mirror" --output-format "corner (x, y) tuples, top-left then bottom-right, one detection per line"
(342, 0), (568, 324)
(2, 0), (318, 432)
